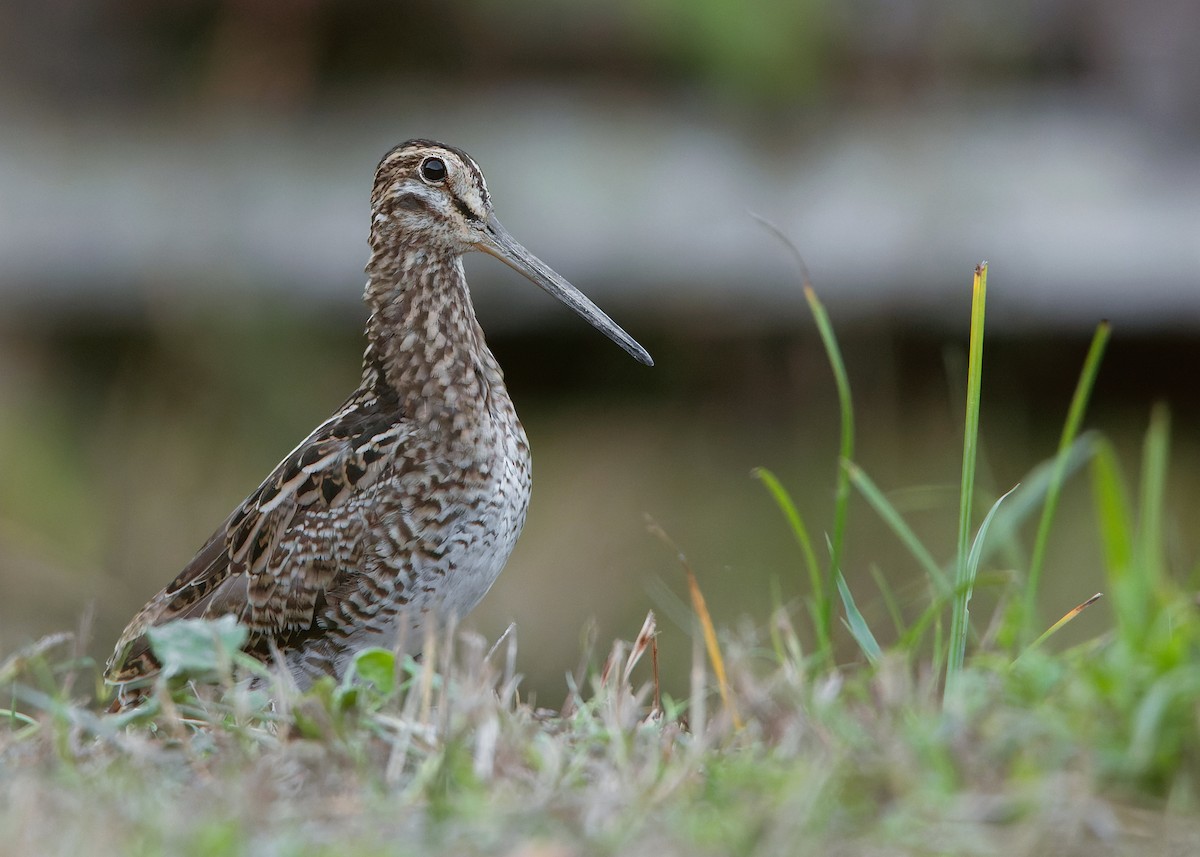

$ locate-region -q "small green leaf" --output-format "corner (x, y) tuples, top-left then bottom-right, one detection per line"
(147, 616), (248, 681)
(350, 647), (397, 696)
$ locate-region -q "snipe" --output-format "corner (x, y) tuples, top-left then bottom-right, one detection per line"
(106, 140), (651, 708)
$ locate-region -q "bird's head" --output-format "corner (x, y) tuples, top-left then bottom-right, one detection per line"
(369, 140), (652, 366)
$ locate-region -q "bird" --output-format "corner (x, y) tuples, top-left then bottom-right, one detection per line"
(105, 139), (652, 709)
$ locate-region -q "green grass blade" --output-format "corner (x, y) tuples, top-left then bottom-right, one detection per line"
(1137, 403), (1171, 591)
(1017, 592), (1104, 659)
(1089, 437), (1136, 639)
(1090, 437), (1135, 578)
(836, 572), (881, 664)
(754, 467), (831, 655)
(948, 262), (988, 695)
(845, 461), (950, 595)
(804, 287), (854, 599)
(1092, 404), (1171, 648)
(947, 484), (1018, 680)
(754, 468), (823, 599)
(1022, 321), (1111, 640)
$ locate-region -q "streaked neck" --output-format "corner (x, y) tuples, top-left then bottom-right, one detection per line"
(361, 247), (504, 414)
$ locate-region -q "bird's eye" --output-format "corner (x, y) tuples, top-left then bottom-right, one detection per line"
(420, 157), (447, 183)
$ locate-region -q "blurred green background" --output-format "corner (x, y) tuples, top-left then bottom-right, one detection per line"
(1, 0), (1198, 701)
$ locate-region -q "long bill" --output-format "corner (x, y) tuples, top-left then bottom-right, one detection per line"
(476, 215), (653, 366)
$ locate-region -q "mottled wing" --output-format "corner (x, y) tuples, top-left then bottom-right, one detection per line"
(105, 392), (409, 689)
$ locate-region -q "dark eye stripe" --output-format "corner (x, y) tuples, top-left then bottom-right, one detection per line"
(453, 198), (481, 222)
